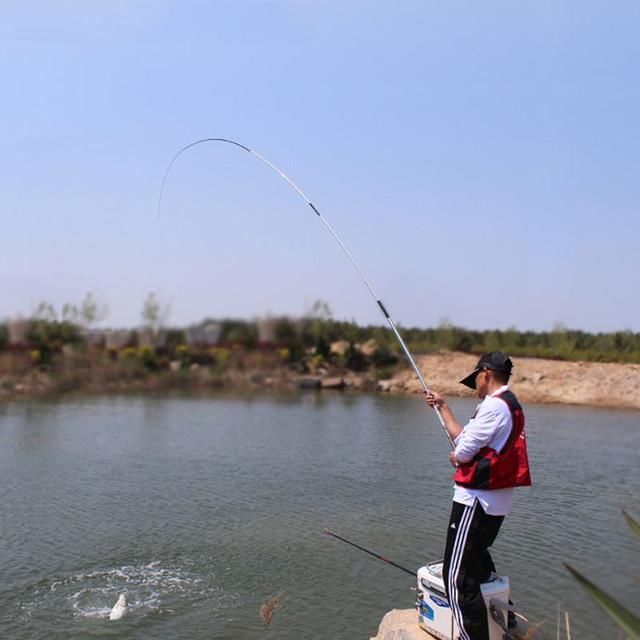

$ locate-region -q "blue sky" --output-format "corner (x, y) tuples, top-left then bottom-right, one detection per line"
(1, 1), (638, 331)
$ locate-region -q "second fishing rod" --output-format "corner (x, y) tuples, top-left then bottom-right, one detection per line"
(323, 529), (417, 577)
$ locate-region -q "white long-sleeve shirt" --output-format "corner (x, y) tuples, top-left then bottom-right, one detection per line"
(453, 384), (515, 516)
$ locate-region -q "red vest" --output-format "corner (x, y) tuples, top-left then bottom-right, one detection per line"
(453, 390), (532, 490)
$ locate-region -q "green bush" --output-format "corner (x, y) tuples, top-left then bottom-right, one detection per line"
(209, 347), (231, 367)
(219, 319), (258, 348)
(164, 328), (186, 351)
(345, 343), (368, 372)
(27, 320), (82, 364)
(315, 335), (331, 359)
(138, 345), (158, 370)
(371, 346), (399, 368)
(274, 317), (299, 347)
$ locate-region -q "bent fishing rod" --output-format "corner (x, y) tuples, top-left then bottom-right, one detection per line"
(158, 137), (453, 449)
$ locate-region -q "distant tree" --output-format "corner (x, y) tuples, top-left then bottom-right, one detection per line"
(27, 318), (81, 362)
(219, 319), (258, 348)
(164, 328), (186, 351)
(307, 299), (332, 321)
(141, 292), (170, 333)
(302, 299), (333, 350)
(31, 294), (107, 328)
(274, 317), (299, 347)
(450, 329), (473, 353)
(345, 342), (368, 372)
(33, 301), (57, 322)
(371, 345), (399, 367)
(79, 292), (108, 328)
(61, 303), (79, 323)
(0, 323), (7, 351)
(315, 335), (331, 358)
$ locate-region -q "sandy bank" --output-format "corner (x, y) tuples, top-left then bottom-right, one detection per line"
(381, 352), (640, 410)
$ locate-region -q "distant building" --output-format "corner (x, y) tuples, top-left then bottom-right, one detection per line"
(257, 315), (303, 346)
(257, 316), (279, 344)
(105, 329), (134, 350)
(7, 318), (29, 346)
(138, 328), (167, 349)
(185, 321), (221, 346)
(82, 329), (106, 347)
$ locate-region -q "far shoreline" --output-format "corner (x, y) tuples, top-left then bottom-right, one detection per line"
(2, 351), (639, 411)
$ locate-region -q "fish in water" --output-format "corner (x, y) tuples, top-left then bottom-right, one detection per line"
(109, 593), (128, 621)
(260, 593), (281, 626)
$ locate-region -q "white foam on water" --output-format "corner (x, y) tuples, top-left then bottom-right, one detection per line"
(17, 558), (233, 623)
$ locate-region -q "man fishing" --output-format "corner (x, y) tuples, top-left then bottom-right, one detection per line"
(425, 351), (531, 640)
(162, 139), (531, 639)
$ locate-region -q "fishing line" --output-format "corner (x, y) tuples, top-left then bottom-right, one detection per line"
(158, 137), (453, 448)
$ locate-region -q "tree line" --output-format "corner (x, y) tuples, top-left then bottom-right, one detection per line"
(1, 295), (639, 365)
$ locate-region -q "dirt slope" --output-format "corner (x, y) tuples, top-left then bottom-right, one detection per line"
(383, 352), (640, 410)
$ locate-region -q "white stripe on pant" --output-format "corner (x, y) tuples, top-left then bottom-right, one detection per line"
(443, 499), (505, 640)
(447, 501), (477, 640)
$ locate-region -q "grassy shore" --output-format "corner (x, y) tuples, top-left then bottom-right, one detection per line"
(2, 311), (639, 408)
(2, 347), (639, 410)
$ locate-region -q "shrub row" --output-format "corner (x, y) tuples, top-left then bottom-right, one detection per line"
(1, 318), (639, 365)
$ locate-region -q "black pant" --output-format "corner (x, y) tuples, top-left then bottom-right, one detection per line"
(442, 500), (504, 640)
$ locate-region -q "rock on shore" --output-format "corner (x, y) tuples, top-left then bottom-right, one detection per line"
(370, 608), (543, 640)
(369, 609), (424, 640)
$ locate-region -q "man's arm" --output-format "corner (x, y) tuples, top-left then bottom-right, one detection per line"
(454, 400), (509, 463)
(424, 391), (463, 441)
(426, 395), (507, 467)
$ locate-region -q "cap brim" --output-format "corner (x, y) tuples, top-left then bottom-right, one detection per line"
(460, 367), (481, 389)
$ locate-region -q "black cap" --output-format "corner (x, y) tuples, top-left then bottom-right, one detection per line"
(460, 351), (513, 389)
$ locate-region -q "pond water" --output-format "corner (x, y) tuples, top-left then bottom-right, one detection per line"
(0, 391), (638, 639)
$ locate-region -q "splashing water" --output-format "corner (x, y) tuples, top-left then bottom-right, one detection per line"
(16, 558), (236, 627)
